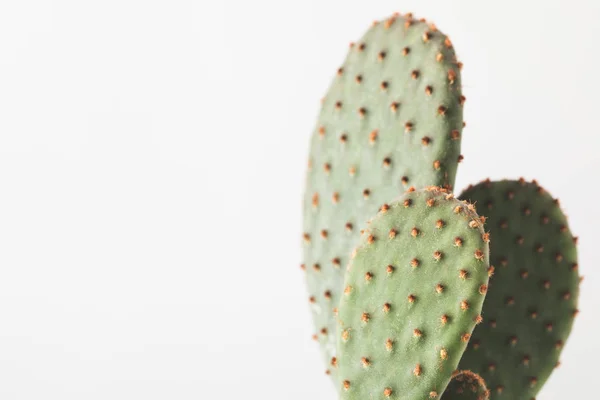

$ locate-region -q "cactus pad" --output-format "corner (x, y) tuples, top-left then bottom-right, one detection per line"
(302, 12), (464, 378)
(443, 371), (490, 399)
(454, 179), (580, 399)
(336, 187), (490, 399)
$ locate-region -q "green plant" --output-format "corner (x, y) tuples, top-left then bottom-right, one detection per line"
(301, 11), (580, 400)
(336, 187), (490, 399)
(444, 371), (490, 399)
(446, 179), (579, 399)
(302, 12), (464, 381)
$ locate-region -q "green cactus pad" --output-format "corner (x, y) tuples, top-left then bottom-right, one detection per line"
(443, 371), (490, 400)
(302, 12), (464, 378)
(454, 179), (580, 399)
(337, 187), (490, 399)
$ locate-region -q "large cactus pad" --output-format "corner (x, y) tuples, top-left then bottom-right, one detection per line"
(302, 12), (464, 379)
(336, 187), (490, 399)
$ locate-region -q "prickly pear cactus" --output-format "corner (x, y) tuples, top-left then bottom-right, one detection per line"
(444, 371), (490, 399)
(302, 12), (465, 378)
(336, 187), (490, 399)
(452, 179), (580, 399)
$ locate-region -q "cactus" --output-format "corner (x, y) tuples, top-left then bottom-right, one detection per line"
(444, 371), (490, 399)
(302, 12), (464, 378)
(336, 187), (490, 399)
(447, 179), (580, 399)
(299, 11), (582, 399)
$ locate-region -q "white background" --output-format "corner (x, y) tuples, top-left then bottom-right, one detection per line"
(0, 0), (597, 398)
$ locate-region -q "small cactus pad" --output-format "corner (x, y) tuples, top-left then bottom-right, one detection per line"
(337, 187), (490, 399)
(303, 12), (464, 378)
(443, 371), (490, 399)
(454, 179), (580, 399)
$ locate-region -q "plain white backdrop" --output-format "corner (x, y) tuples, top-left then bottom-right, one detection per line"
(0, 0), (597, 398)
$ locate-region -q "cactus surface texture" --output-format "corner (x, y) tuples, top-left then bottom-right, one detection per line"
(336, 187), (490, 399)
(302, 12), (464, 379)
(450, 179), (580, 399)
